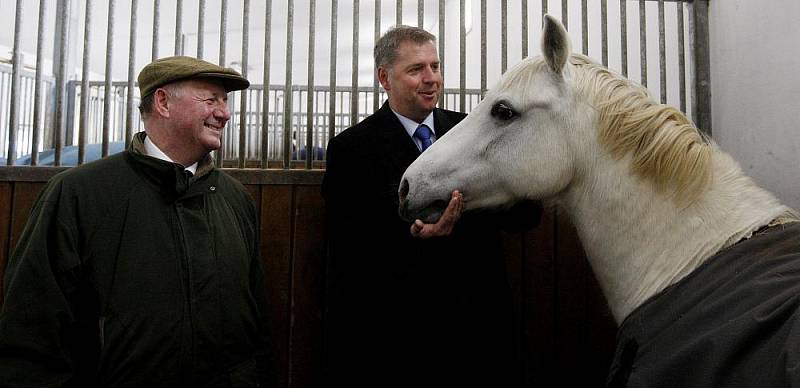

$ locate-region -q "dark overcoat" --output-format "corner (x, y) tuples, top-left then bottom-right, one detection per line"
(322, 102), (541, 387)
(0, 132), (273, 387)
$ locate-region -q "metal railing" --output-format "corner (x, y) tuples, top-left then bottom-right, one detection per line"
(1, 0), (710, 169)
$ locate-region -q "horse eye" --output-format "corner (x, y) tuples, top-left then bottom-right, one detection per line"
(490, 102), (518, 121)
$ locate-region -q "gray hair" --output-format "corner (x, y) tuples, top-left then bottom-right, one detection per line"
(374, 25), (437, 69)
(138, 82), (184, 118)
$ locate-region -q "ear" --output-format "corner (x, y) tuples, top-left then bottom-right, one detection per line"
(153, 88), (171, 118)
(542, 14), (571, 75)
(377, 66), (391, 91)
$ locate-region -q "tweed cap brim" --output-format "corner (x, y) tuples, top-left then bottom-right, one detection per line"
(138, 56), (250, 98)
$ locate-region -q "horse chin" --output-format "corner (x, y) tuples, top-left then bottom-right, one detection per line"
(398, 198), (449, 224)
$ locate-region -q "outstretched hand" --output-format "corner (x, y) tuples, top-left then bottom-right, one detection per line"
(410, 191), (464, 239)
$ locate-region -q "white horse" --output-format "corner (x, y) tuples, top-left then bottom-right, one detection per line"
(400, 15), (800, 387)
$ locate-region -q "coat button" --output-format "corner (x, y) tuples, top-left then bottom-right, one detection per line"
(210, 186), (216, 191)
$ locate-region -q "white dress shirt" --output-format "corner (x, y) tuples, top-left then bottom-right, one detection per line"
(143, 135), (198, 175)
(391, 109), (436, 152)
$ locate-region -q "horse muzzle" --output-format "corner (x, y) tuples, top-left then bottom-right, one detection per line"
(398, 177), (448, 223)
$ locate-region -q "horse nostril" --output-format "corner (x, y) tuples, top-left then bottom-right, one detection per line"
(399, 178), (410, 202)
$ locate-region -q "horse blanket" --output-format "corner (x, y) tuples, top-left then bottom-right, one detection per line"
(608, 222), (800, 387)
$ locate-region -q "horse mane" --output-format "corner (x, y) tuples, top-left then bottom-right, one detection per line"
(568, 54), (712, 204)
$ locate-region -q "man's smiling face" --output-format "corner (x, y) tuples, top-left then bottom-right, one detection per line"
(167, 78), (231, 153)
(378, 40), (442, 123)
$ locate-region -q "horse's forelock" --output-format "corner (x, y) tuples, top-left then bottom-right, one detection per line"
(569, 54), (712, 205)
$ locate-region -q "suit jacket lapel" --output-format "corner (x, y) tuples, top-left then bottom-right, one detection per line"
(375, 102), (422, 175)
(433, 108), (457, 138)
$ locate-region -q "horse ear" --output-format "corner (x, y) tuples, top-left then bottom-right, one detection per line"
(542, 14), (571, 75)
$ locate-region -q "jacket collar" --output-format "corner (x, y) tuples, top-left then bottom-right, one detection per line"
(127, 132), (218, 200)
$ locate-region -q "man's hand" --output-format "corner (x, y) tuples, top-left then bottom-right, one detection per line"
(410, 191), (464, 239)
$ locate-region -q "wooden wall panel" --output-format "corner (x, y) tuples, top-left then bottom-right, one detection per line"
(8, 182), (45, 263)
(555, 208), (591, 386)
(0, 183), (12, 305)
(288, 186), (325, 388)
(501, 230), (525, 386)
(524, 208), (558, 387)
(259, 185), (294, 388)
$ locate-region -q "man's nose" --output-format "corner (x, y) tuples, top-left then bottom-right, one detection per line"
(215, 104), (231, 120)
(422, 66), (439, 83)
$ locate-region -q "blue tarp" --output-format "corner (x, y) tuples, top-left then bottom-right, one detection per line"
(1, 142), (126, 166)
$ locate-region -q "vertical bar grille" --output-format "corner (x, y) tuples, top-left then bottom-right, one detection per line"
(125, 0), (138, 147)
(0, 0), (703, 169)
(152, 0), (160, 60)
(7, 0), (23, 165)
(101, 0), (116, 160)
(238, 0), (250, 168)
(32, 0), (49, 166)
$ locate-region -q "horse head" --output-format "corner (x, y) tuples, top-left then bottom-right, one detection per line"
(399, 15), (585, 223)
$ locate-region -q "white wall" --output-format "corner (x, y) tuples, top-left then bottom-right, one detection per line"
(709, 0), (800, 210)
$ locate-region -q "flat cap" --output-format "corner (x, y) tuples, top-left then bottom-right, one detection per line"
(137, 56), (250, 98)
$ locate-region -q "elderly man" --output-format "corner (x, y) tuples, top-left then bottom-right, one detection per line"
(0, 56), (273, 387)
(322, 26), (542, 387)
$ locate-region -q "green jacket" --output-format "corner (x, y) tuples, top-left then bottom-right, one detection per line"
(0, 132), (272, 387)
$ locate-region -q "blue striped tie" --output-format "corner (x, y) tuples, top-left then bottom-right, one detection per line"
(414, 124), (433, 151)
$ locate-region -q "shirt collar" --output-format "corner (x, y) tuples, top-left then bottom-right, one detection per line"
(391, 109), (436, 141)
(144, 135), (198, 175)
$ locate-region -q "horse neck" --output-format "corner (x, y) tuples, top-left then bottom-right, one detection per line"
(560, 147), (793, 323)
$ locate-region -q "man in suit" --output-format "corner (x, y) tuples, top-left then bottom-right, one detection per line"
(322, 26), (541, 387)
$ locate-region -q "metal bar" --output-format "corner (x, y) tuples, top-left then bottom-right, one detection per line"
(418, 0), (423, 28)
(238, 0), (249, 168)
(283, 0), (295, 168)
(601, 0), (608, 66)
(78, 2), (92, 165)
(689, 0), (711, 135)
(350, 0), (359, 127)
(542, 0), (547, 16)
(677, 1), (686, 113)
(261, 0), (272, 167)
(521, 0), (528, 58)
(32, 0), (48, 166)
(7, 0), (23, 165)
(152, 0), (160, 60)
(620, 0), (627, 76)
(219, 0), (228, 66)
(459, 0), (465, 112)
(198, 0), (206, 58)
(102, 0), (116, 159)
(658, 0), (666, 103)
(65, 80), (77, 148)
(305, 0), (316, 169)
(438, 0), (444, 107)
(174, 0), (183, 55)
(562, 0), (568, 31)
(639, 0), (647, 87)
(54, 0), (72, 166)
(397, 0), (402, 25)
(328, 0), (338, 152)
(480, 0), (486, 97)
(126, 0), (138, 148)
(217, 0), (227, 166)
(373, 0), (380, 112)
(20, 80), (31, 157)
(582, 0), (588, 55)
(501, 0), (507, 73)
